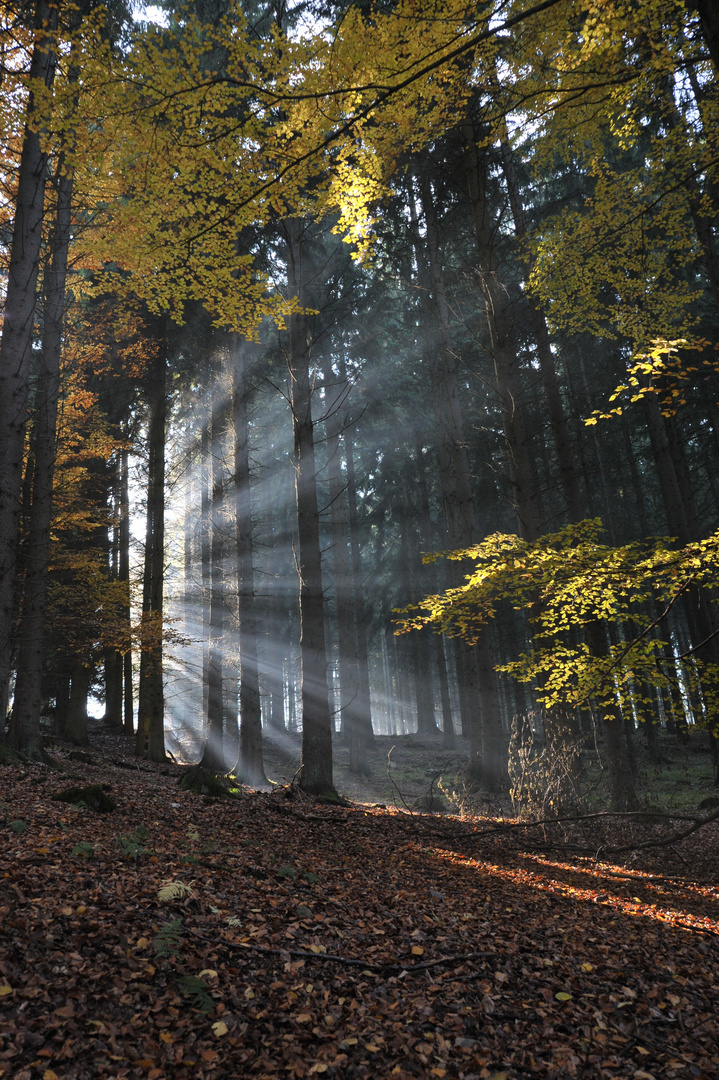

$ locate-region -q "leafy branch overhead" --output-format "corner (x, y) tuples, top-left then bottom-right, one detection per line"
(396, 519), (719, 720)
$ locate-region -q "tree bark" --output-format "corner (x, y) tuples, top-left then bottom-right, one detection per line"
(120, 445), (134, 736)
(104, 456), (123, 729)
(343, 409), (375, 753)
(65, 655), (90, 746)
(136, 336), (167, 762)
(200, 375), (227, 773)
(0, 0), (58, 724)
(9, 141), (73, 758)
(325, 375), (371, 775)
(285, 219), (337, 799)
(232, 336), (267, 786)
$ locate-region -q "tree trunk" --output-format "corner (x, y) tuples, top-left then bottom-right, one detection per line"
(65, 656), (90, 746)
(461, 126), (542, 541)
(325, 376), (371, 776)
(232, 336), (267, 786)
(120, 445), (134, 736)
(0, 0), (58, 724)
(691, 0), (719, 73)
(585, 620), (638, 811)
(9, 142), (73, 758)
(104, 456), (123, 729)
(399, 468), (437, 736)
(285, 220), (337, 799)
(416, 438), (455, 746)
(200, 375), (227, 773)
(343, 413), (375, 753)
(263, 429), (286, 733)
(497, 127), (584, 522)
(136, 337), (167, 763)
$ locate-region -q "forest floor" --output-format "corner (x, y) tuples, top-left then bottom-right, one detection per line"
(1, 728), (719, 1080)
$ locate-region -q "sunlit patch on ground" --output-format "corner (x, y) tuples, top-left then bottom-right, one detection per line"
(427, 846), (719, 935)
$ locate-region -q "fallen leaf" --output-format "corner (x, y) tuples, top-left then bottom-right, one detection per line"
(212, 1021), (228, 1037)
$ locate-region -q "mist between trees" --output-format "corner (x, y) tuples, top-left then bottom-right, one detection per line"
(1, 0), (719, 814)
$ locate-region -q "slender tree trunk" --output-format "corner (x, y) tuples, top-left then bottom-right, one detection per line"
(120, 445), (134, 736)
(105, 456), (123, 729)
(201, 376), (227, 773)
(136, 338), (167, 762)
(325, 378), (370, 776)
(343, 413), (375, 752)
(285, 219), (337, 799)
(200, 414), (211, 726)
(232, 336), (267, 785)
(416, 439), (455, 745)
(263, 429), (286, 732)
(0, 0), (58, 724)
(585, 620), (638, 810)
(9, 142), (73, 757)
(399, 468), (437, 736)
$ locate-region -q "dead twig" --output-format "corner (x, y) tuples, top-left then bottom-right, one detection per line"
(597, 806), (719, 858)
(186, 926), (495, 974)
(387, 745), (414, 815)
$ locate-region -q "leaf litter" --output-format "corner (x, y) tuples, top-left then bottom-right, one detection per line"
(1, 742), (718, 1080)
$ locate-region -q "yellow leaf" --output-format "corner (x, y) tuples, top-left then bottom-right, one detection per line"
(555, 992), (572, 1001)
(212, 1021), (228, 1037)
(160, 1032), (173, 1043)
(636, 1046), (650, 1056)
(411, 946), (424, 956)
(43, 1072), (59, 1080)
(200, 969), (218, 980)
(296, 1013), (312, 1023)
(581, 962), (593, 972)
(136, 938), (149, 950)
(365, 1043), (381, 1052)
(244, 988), (254, 1000)
(0, 986), (12, 996)
(61, 907), (73, 917)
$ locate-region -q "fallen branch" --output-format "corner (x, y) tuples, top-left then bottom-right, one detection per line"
(598, 806), (719, 858)
(186, 926), (495, 974)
